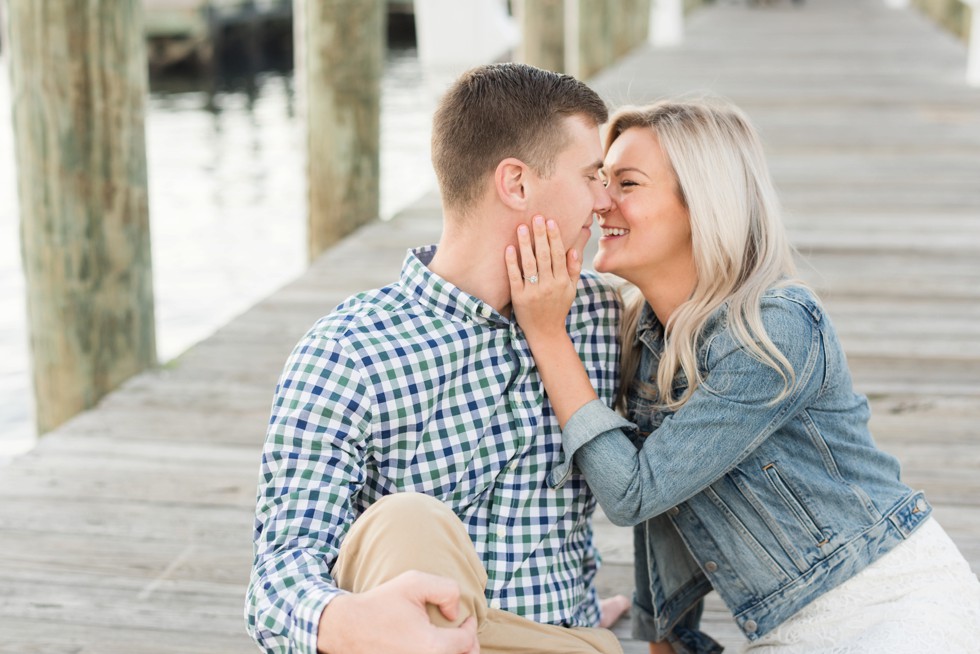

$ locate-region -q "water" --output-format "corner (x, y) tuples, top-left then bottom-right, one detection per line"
(0, 44), (438, 459)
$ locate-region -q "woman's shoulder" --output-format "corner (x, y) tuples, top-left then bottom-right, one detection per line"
(756, 284), (827, 338)
(704, 284), (820, 328)
(701, 284), (825, 354)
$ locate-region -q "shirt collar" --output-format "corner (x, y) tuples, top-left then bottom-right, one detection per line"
(399, 246), (510, 327)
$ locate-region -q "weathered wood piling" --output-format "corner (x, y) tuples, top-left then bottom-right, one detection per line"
(5, 0), (157, 434)
(298, 0), (384, 261)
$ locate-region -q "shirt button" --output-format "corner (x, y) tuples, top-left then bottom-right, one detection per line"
(489, 598), (501, 610)
(496, 526), (506, 539)
(667, 506), (680, 517)
(744, 619), (758, 633)
(479, 305), (493, 318)
(704, 561), (718, 573)
(915, 498), (928, 513)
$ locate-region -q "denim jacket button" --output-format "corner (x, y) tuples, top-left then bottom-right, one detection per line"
(668, 506), (680, 517)
(704, 561), (718, 573)
(915, 498), (928, 513)
(744, 620), (758, 633)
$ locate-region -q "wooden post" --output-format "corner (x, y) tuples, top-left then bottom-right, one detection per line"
(965, 1), (979, 86)
(5, 0), (157, 434)
(566, 0), (616, 79)
(635, 0), (653, 50)
(299, 0), (383, 261)
(516, 0), (566, 73)
(612, 0), (650, 58)
(650, 0), (684, 47)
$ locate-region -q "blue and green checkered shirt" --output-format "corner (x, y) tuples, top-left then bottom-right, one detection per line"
(246, 246), (621, 653)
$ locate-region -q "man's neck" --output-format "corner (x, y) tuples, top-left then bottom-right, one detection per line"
(427, 212), (515, 318)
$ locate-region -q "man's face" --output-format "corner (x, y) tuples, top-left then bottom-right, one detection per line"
(525, 115), (612, 253)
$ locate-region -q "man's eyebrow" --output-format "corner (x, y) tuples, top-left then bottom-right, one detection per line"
(583, 160), (604, 172)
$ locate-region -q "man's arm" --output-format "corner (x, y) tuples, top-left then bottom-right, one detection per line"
(246, 333), (478, 654)
(245, 334), (371, 652)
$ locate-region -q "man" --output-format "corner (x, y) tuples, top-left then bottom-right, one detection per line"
(246, 63), (621, 654)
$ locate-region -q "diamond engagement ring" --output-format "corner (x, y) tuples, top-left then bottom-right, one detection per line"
(525, 275), (539, 285)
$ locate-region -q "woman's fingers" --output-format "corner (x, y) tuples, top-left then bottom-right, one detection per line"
(567, 247), (582, 283)
(516, 224), (537, 284)
(531, 216), (553, 280)
(512, 215), (578, 286)
(545, 219), (568, 280)
(505, 245), (524, 295)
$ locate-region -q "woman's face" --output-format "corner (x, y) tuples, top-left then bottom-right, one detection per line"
(593, 128), (694, 286)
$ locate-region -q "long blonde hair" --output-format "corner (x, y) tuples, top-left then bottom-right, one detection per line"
(609, 100), (801, 412)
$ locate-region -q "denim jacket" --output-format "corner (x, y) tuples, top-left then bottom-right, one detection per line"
(550, 285), (930, 652)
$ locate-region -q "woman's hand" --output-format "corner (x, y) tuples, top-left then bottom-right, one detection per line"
(504, 214), (599, 428)
(504, 215), (583, 344)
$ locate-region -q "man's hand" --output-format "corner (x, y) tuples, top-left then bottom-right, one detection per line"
(317, 571), (480, 654)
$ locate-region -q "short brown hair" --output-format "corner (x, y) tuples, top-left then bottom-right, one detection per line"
(431, 63), (608, 212)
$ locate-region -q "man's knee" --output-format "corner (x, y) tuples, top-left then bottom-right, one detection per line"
(336, 492), (485, 599)
(363, 492), (455, 525)
(343, 492), (470, 561)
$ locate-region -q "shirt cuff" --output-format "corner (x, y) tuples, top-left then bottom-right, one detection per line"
(292, 584), (348, 654)
(548, 399), (636, 489)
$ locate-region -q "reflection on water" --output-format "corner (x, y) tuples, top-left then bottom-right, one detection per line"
(0, 44), (437, 458)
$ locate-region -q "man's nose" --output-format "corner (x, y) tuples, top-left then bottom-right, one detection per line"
(593, 184), (613, 215)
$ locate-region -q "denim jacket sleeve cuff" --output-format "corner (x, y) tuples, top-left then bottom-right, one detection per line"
(548, 399), (636, 489)
(633, 597), (723, 654)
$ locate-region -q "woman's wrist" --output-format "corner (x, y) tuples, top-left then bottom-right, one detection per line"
(523, 324), (573, 354)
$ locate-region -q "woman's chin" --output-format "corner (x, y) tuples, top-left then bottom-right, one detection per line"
(592, 253), (616, 276)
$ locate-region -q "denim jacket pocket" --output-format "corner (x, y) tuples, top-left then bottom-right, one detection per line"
(762, 463), (831, 546)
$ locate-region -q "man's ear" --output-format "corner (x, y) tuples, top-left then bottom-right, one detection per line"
(494, 158), (530, 210)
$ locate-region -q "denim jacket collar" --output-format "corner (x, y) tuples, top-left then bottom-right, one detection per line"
(635, 302), (664, 350)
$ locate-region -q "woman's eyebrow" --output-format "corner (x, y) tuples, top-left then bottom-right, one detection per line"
(608, 166), (651, 179)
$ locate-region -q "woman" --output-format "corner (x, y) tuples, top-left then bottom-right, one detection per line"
(503, 100), (980, 653)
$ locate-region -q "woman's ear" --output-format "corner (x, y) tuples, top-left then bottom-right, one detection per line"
(494, 157), (530, 210)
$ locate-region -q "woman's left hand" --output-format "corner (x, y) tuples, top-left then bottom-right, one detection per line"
(505, 215), (583, 343)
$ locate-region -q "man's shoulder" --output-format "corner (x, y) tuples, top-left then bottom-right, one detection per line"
(573, 270), (622, 314)
(307, 283), (413, 345)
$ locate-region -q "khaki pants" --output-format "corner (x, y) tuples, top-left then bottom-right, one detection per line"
(333, 493), (624, 654)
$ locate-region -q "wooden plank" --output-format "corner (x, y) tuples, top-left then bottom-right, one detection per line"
(0, 616), (253, 654)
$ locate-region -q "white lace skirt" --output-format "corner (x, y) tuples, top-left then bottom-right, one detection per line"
(742, 518), (980, 654)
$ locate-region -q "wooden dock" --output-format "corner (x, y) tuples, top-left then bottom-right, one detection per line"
(1, 0), (978, 651)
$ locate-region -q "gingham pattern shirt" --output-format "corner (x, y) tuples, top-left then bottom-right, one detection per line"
(246, 246), (621, 654)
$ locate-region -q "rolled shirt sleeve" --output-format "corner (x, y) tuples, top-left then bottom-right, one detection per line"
(549, 399), (636, 489)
